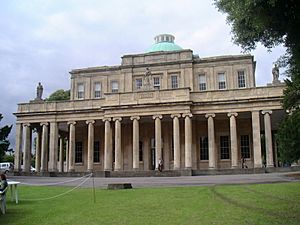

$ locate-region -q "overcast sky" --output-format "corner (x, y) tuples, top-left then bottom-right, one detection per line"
(0, 0), (285, 147)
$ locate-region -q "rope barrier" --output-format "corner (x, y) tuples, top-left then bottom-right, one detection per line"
(19, 173), (92, 186)
(20, 174), (92, 202)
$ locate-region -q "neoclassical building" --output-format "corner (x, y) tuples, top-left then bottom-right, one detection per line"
(14, 34), (285, 175)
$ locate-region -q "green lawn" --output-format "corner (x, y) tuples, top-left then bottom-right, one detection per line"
(1, 182), (300, 225)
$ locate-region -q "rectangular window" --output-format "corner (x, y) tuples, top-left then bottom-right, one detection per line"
(220, 136), (230, 159)
(139, 141), (143, 161)
(200, 136), (209, 160)
(241, 135), (250, 158)
(77, 83), (84, 99)
(111, 81), (119, 93)
(94, 82), (101, 98)
(153, 77), (160, 90)
(171, 75), (178, 89)
(198, 74), (207, 91)
(218, 72), (226, 90)
(136, 78), (143, 90)
(238, 71), (246, 88)
(94, 141), (100, 163)
(75, 142), (83, 163)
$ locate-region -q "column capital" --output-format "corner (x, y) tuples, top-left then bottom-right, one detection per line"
(171, 114), (181, 119)
(67, 121), (77, 125)
(86, 120), (95, 125)
(205, 113), (215, 118)
(262, 110), (272, 115)
(40, 122), (48, 126)
(130, 116), (140, 121)
(23, 123), (31, 127)
(182, 113), (193, 118)
(227, 112), (238, 117)
(113, 117), (122, 122)
(102, 118), (111, 122)
(152, 115), (163, 120)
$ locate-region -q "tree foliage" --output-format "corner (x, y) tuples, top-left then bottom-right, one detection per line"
(215, 0), (300, 162)
(277, 109), (300, 163)
(214, 1), (300, 59)
(0, 114), (12, 162)
(46, 89), (70, 101)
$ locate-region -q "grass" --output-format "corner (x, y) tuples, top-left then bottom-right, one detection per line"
(1, 182), (300, 225)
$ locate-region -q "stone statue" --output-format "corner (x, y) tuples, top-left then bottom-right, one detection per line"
(36, 82), (43, 100)
(143, 68), (152, 90)
(272, 63), (279, 82)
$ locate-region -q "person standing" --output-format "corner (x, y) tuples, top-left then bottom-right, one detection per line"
(0, 174), (8, 192)
(158, 158), (164, 172)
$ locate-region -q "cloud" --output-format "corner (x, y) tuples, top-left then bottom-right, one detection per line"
(0, 0), (286, 148)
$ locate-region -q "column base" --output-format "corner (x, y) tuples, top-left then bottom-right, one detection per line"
(69, 169), (75, 172)
(254, 164), (263, 168)
(266, 164), (274, 168)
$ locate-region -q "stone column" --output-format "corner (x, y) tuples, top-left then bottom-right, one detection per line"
(65, 138), (69, 172)
(23, 123), (31, 173)
(68, 121), (76, 172)
(131, 116), (140, 170)
(228, 112), (238, 168)
(183, 113), (193, 169)
(49, 122), (58, 172)
(58, 136), (64, 172)
(86, 120), (95, 172)
(171, 114), (181, 170)
(103, 118), (112, 171)
(153, 115), (163, 170)
(205, 113), (216, 169)
(114, 118), (122, 171)
(14, 123), (23, 172)
(40, 122), (49, 172)
(35, 129), (42, 173)
(262, 110), (274, 167)
(252, 111), (262, 168)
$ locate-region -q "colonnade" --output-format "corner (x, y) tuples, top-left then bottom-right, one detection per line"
(14, 110), (275, 173)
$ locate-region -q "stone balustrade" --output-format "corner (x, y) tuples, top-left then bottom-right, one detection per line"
(16, 85), (283, 115)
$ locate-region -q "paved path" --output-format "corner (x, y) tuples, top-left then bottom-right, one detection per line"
(8, 172), (299, 189)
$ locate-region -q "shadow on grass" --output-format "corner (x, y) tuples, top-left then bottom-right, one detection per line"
(210, 185), (300, 224)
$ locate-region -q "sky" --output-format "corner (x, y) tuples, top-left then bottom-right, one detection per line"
(0, 0), (286, 148)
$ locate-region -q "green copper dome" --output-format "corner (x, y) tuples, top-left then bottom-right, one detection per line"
(146, 34), (183, 53)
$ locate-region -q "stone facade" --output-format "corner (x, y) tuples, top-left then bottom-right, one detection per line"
(14, 44), (285, 174)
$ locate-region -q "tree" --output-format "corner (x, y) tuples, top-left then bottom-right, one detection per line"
(215, 0), (300, 162)
(46, 89), (70, 101)
(0, 114), (12, 162)
(277, 109), (300, 163)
